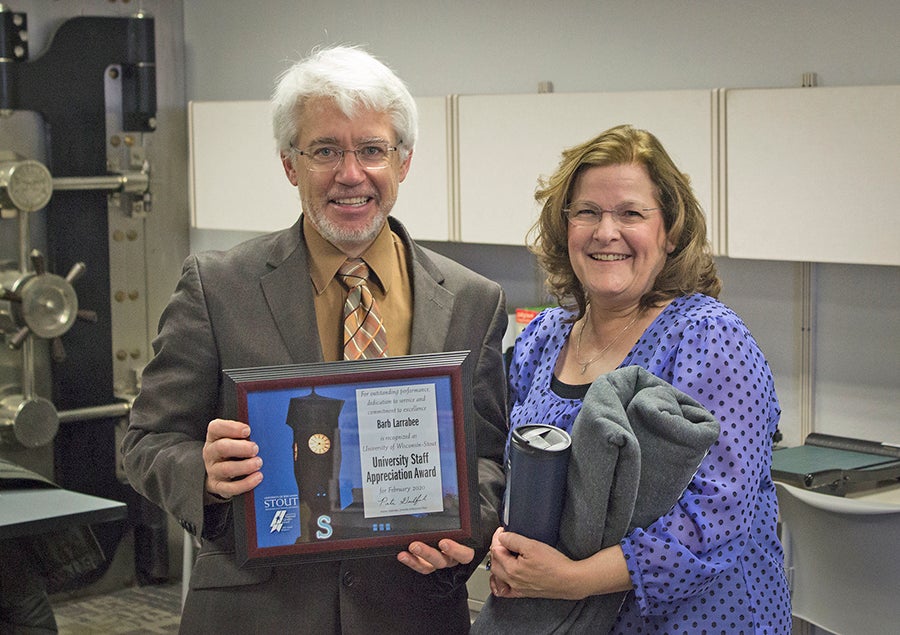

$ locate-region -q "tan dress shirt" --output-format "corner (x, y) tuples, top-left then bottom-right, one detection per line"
(305, 216), (413, 361)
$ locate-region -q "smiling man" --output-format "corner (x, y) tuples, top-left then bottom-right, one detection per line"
(285, 95), (407, 256)
(122, 46), (508, 634)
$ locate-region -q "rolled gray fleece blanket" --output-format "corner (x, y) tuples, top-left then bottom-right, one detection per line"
(471, 365), (720, 635)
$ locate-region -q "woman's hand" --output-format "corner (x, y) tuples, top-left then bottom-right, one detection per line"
(488, 526), (632, 600)
(487, 526), (583, 599)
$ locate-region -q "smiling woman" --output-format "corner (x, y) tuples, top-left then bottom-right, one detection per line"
(473, 125), (791, 634)
(563, 161), (674, 363)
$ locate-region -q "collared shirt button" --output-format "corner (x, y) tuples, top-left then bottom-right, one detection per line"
(342, 571), (356, 587)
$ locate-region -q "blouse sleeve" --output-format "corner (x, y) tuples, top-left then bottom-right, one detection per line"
(507, 309), (553, 409)
(620, 313), (780, 616)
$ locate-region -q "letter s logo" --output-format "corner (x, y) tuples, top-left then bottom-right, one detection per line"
(316, 515), (333, 539)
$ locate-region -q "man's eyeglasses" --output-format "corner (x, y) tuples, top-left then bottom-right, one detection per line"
(290, 142), (399, 172)
(563, 202), (661, 228)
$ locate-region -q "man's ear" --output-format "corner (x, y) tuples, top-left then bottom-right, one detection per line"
(397, 148), (413, 183)
(281, 152), (300, 186)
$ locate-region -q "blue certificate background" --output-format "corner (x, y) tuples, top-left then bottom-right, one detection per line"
(246, 375), (457, 548)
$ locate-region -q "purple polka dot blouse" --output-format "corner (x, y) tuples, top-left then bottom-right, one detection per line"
(508, 294), (792, 634)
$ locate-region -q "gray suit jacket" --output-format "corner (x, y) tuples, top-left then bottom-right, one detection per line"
(122, 216), (508, 634)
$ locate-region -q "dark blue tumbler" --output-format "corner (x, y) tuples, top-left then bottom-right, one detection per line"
(503, 424), (572, 546)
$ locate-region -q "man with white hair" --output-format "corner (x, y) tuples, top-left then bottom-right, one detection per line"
(123, 46), (507, 633)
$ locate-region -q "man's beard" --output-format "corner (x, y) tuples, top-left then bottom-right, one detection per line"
(305, 192), (396, 250)
(316, 212), (386, 246)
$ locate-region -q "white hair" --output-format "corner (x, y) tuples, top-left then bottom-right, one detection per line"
(271, 45), (418, 160)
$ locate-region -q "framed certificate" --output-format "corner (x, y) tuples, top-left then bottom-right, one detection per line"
(222, 351), (479, 567)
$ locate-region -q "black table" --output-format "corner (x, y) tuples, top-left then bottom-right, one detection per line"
(0, 487), (127, 540)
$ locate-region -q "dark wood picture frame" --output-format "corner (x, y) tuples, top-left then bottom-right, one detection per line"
(223, 351), (479, 567)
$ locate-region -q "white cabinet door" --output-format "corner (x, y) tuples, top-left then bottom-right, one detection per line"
(456, 91), (716, 247)
(189, 100), (297, 232)
(189, 98), (450, 240)
(389, 97), (450, 241)
(725, 85), (900, 266)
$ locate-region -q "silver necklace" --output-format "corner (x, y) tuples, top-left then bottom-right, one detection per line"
(574, 308), (640, 375)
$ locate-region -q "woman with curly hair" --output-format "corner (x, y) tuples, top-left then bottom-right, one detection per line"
(483, 125), (791, 634)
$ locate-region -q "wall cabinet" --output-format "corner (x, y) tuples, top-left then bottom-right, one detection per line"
(724, 85), (900, 266)
(189, 85), (900, 267)
(389, 97), (451, 241)
(189, 100), (295, 233)
(189, 92), (715, 248)
(455, 90), (716, 248)
(188, 97), (450, 240)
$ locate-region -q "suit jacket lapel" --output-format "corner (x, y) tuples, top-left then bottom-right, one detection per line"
(393, 218), (455, 355)
(409, 256), (454, 354)
(260, 220), (325, 363)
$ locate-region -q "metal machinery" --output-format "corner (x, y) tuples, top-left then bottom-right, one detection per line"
(0, 7), (167, 585)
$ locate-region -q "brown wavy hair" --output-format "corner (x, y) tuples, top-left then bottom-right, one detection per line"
(529, 124), (721, 320)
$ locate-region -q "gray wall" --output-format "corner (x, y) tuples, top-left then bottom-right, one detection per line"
(184, 0), (900, 97)
(183, 0), (900, 449)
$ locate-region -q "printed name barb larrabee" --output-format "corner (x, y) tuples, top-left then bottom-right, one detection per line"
(376, 416), (421, 429)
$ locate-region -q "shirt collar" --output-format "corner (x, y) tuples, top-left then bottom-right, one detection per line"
(304, 215), (395, 295)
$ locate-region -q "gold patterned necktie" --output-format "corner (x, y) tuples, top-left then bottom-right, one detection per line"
(338, 258), (388, 360)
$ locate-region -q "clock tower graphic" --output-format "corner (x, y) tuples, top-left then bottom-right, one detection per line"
(284, 388), (345, 541)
